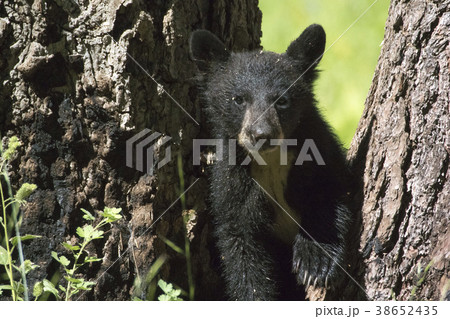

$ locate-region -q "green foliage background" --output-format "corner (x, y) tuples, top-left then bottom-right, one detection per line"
(259, 0), (389, 147)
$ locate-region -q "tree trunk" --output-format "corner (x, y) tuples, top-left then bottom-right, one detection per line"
(346, 0), (449, 301)
(0, 0), (261, 300)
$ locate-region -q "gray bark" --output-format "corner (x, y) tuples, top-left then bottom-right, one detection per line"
(346, 0), (449, 301)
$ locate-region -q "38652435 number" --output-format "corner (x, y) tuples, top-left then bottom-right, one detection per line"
(375, 305), (438, 316)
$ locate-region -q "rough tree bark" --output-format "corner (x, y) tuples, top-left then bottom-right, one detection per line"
(0, 0), (261, 300)
(345, 0), (449, 301)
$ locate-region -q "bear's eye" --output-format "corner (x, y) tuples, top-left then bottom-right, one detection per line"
(232, 96), (244, 105)
(275, 96), (289, 109)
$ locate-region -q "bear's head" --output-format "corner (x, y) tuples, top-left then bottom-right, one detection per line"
(190, 24), (326, 153)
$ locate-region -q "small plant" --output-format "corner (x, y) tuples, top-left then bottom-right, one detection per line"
(132, 255), (167, 301)
(34, 207), (122, 301)
(0, 136), (38, 301)
(409, 260), (434, 300)
(177, 154), (195, 300)
(131, 154), (194, 301)
(157, 279), (182, 301)
(0, 232), (40, 300)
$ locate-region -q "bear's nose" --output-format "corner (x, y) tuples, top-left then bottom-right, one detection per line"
(249, 127), (271, 144)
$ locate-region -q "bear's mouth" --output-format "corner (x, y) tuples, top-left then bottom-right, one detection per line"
(238, 133), (285, 154)
(256, 142), (280, 154)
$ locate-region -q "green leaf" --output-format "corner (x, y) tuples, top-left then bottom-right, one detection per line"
(0, 285), (12, 290)
(76, 226), (86, 238)
(81, 208), (95, 221)
(43, 279), (59, 299)
(10, 234), (41, 247)
(68, 278), (95, 293)
(158, 295), (170, 301)
(158, 293), (182, 301)
(77, 281), (95, 290)
(158, 279), (169, 292)
(21, 259), (39, 274)
(14, 183), (37, 202)
(51, 251), (69, 267)
(85, 256), (102, 263)
(157, 279), (182, 301)
(51, 251), (59, 262)
(158, 279), (175, 294)
(0, 285), (13, 297)
(77, 225), (104, 241)
(62, 242), (80, 251)
(3, 136), (21, 160)
(59, 255), (70, 267)
(0, 246), (8, 265)
(100, 207), (122, 223)
(91, 229), (104, 240)
(13, 281), (25, 294)
(64, 276), (82, 284)
(33, 281), (44, 298)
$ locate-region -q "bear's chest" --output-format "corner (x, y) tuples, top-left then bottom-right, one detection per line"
(250, 149), (300, 244)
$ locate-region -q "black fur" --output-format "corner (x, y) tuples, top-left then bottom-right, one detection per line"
(190, 24), (352, 300)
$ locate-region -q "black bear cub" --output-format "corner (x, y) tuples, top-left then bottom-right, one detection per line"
(190, 24), (352, 300)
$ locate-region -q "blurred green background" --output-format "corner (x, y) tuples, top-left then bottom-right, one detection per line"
(259, 0), (389, 147)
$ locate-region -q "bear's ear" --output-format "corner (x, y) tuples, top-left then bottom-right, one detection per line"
(286, 24), (326, 68)
(190, 30), (230, 71)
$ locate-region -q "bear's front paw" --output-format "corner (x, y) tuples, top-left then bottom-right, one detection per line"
(292, 235), (346, 289)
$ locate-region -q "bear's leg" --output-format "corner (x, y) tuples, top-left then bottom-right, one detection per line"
(215, 224), (277, 300)
(210, 166), (277, 300)
(292, 204), (350, 289)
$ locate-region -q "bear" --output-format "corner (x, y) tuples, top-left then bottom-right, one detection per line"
(190, 24), (352, 300)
